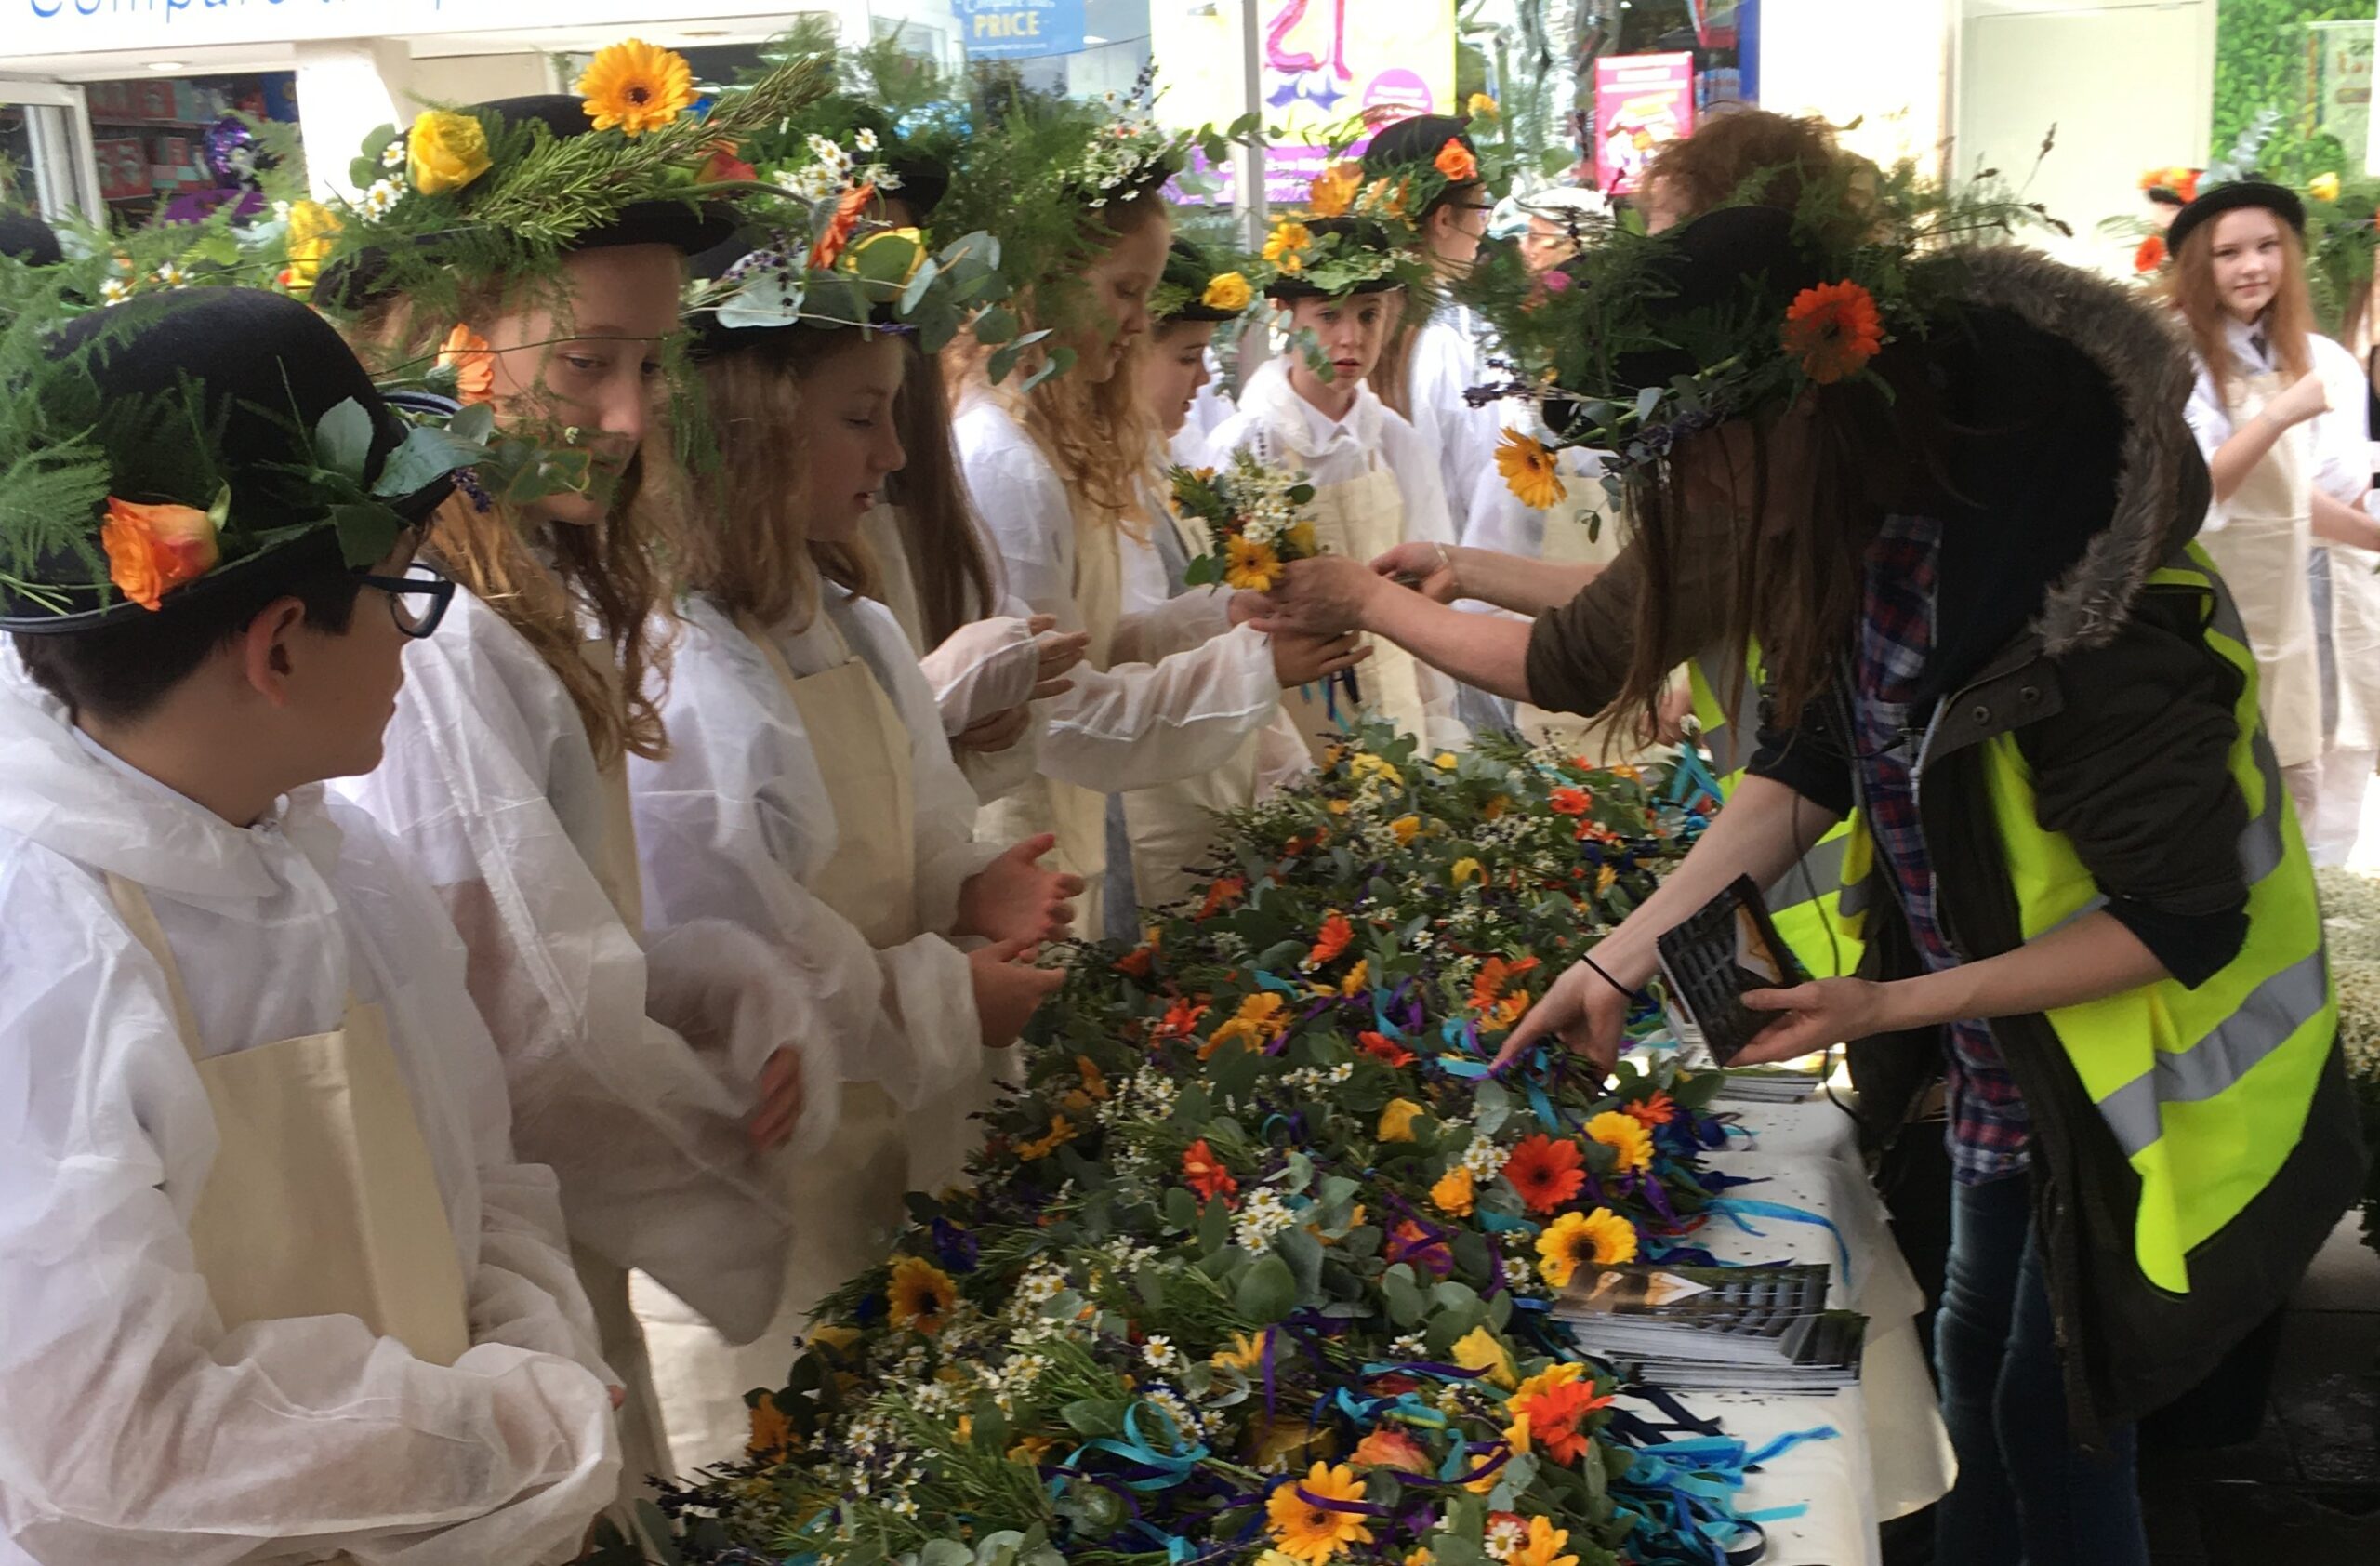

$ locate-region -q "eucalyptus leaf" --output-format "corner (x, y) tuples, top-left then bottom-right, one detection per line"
(448, 402), (496, 446)
(312, 398), (376, 484)
(1234, 1252), (1297, 1322)
(899, 255), (943, 314)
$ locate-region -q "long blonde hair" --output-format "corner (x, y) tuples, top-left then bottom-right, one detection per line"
(346, 290), (675, 765)
(2170, 210), (2315, 396)
(680, 332), (885, 630)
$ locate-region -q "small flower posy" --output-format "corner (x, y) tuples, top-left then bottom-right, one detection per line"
(1170, 451), (1322, 594)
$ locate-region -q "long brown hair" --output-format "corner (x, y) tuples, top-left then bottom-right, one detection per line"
(887, 336), (1001, 646)
(946, 195), (1166, 533)
(1368, 290), (1427, 421)
(678, 329), (887, 630)
(346, 289), (675, 765)
(2169, 209), (2314, 395)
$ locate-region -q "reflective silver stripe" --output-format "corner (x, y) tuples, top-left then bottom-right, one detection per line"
(2095, 945), (2331, 1158)
(2173, 563), (2286, 886)
(1837, 876), (1873, 918)
(1696, 650), (1758, 776)
(2044, 893), (2109, 937)
(1770, 830), (1847, 912)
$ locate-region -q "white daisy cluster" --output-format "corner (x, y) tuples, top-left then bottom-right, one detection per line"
(1232, 1187), (1301, 1252)
(773, 131), (904, 204)
(1219, 460), (1310, 549)
(1390, 1332), (1429, 1360)
(360, 177), (405, 219)
(1460, 1129), (1510, 1182)
(1280, 1062), (1355, 1095)
(1143, 1334), (1183, 1373)
(1140, 1383), (1219, 1442)
(99, 275), (133, 307)
(1501, 1255), (1535, 1290)
(1014, 1260), (1070, 1307)
(1119, 1064), (1180, 1118)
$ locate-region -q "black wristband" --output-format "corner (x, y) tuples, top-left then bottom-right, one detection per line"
(1582, 953), (1639, 1004)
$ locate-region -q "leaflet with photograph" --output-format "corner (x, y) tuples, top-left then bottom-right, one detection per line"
(1653, 875), (1809, 1065)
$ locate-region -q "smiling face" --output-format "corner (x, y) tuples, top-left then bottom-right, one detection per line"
(797, 331), (909, 543)
(1063, 204), (1174, 384)
(1289, 290), (1400, 388)
(2206, 206), (2291, 324)
(476, 243), (685, 525)
(1138, 320), (1217, 438)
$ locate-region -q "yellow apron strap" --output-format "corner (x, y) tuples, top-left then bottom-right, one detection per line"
(105, 873), (205, 1060)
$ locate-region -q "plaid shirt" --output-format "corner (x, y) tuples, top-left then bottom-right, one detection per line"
(1850, 515), (2033, 1185)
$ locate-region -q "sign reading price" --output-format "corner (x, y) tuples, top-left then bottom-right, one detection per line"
(958, 0), (1087, 60)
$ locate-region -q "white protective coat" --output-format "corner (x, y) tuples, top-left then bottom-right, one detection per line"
(1207, 356), (1469, 753)
(0, 665), (619, 1566)
(954, 394), (1286, 925)
(335, 587), (839, 1347)
(1404, 303), (1504, 546)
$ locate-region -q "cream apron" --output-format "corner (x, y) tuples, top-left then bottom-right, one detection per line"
(2202, 369), (2324, 770)
(1511, 472), (1645, 760)
(2318, 528), (2380, 754)
(1119, 502), (1273, 915)
(1282, 465), (1430, 763)
(641, 606), (980, 1474)
(563, 639), (675, 1504)
(981, 496), (1124, 934)
(109, 874), (474, 1566)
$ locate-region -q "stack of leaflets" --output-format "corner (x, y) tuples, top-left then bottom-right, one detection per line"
(1552, 1263), (1865, 1393)
(1715, 1067), (1825, 1103)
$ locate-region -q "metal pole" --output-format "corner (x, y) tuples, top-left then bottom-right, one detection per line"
(1235, 0), (1267, 255)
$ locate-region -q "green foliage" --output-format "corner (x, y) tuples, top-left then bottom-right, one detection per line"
(2211, 2), (2375, 176)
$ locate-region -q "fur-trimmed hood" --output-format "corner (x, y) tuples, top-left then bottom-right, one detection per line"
(1944, 246), (2207, 657)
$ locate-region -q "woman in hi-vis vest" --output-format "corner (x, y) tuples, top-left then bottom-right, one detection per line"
(1489, 195), (2360, 1566)
(2168, 179), (2380, 856)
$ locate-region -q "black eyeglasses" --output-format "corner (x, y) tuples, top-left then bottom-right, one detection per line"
(359, 560), (456, 639)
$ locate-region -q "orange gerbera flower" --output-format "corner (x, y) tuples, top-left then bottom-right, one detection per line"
(810, 183), (876, 270)
(436, 324), (496, 405)
(1514, 1378), (1615, 1465)
(1434, 138), (1480, 183)
(575, 38), (696, 137)
(1469, 954), (1540, 1015)
(1356, 1029), (1415, 1068)
(1548, 786), (1592, 816)
(1625, 1090), (1678, 1127)
(1198, 875), (1248, 919)
(100, 497), (219, 611)
(1156, 996), (1210, 1041)
(1494, 429), (1566, 510)
(1306, 911), (1355, 969)
(1183, 1137), (1237, 1201)
(1502, 1133), (1586, 1214)
(2133, 233), (2167, 274)
(1780, 279), (1884, 384)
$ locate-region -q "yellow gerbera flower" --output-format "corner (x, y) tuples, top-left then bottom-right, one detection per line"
(1449, 1324), (1517, 1389)
(886, 1254), (957, 1334)
(1264, 220), (1316, 276)
(1226, 535), (1285, 591)
(1534, 1207), (1639, 1288)
(747, 1389), (796, 1456)
(1496, 429), (1567, 510)
(1512, 1360), (1590, 1406)
(1430, 1166), (1475, 1216)
(1016, 1113), (1077, 1161)
(1377, 1097), (1427, 1143)
(1309, 161), (1362, 219)
(1340, 958), (1369, 995)
(1265, 1462), (1375, 1563)
(1586, 1109), (1655, 1174)
(1510, 1516), (1579, 1566)
(575, 38), (696, 137)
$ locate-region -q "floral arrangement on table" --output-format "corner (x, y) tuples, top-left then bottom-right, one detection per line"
(1172, 451), (1321, 593)
(2314, 868), (2380, 1258)
(659, 726), (1787, 1566)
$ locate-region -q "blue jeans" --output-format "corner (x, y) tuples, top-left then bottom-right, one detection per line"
(1932, 1173), (2148, 1566)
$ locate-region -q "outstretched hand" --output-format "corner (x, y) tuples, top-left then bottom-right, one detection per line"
(1492, 957), (1632, 1078)
(958, 832), (1083, 945)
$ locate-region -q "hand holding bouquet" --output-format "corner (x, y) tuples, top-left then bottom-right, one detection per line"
(1171, 450), (1320, 593)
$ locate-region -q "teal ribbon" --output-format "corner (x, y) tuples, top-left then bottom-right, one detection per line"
(1704, 1196), (1854, 1287)
(1052, 1400), (1211, 1494)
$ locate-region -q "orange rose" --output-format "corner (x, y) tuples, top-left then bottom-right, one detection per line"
(101, 497), (220, 611)
(1434, 138), (1479, 183)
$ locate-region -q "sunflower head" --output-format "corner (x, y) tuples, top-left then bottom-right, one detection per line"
(575, 38), (697, 137)
(886, 1254), (957, 1334)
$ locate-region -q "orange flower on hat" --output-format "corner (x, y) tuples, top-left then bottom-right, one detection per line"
(811, 183), (876, 270)
(1309, 160), (1363, 219)
(1434, 139), (1480, 183)
(575, 38), (695, 137)
(2133, 233), (2168, 274)
(1780, 279), (1884, 385)
(101, 497), (220, 612)
(437, 324), (496, 405)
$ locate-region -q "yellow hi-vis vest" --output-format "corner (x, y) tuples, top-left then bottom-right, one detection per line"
(1959, 543), (2336, 1294)
(1686, 647), (1869, 980)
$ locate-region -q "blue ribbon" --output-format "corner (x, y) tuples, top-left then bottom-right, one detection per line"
(1703, 1196), (1855, 1288)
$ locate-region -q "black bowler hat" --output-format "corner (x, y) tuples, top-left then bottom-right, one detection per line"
(1598, 203), (1827, 402)
(0, 210), (62, 267)
(1, 289), (457, 630)
(2165, 180), (2306, 260)
(1362, 114), (1477, 178)
(1159, 239), (1246, 323)
(1263, 218), (1409, 302)
(319, 95), (738, 308)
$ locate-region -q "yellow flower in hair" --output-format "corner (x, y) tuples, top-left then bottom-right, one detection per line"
(576, 38), (696, 137)
(281, 200), (340, 296)
(1264, 220), (1315, 274)
(1496, 429), (1567, 510)
(406, 109), (492, 195)
(1202, 271), (1254, 312)
(1467, 92), (1501, 120)
(1308, 160), (1362, 219)
(2311, 171), (2343, 203)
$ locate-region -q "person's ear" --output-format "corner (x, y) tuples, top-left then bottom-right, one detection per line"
(239, 597), (311, 709)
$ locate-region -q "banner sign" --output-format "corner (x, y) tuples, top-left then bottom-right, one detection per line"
(1593, 51), (1696, 196)
(957, 0), (1084, 60)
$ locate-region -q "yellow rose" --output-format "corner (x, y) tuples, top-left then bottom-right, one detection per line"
(406, 109), (493, 196)
(1450, 857), (1484, 886)
(1430, 1166), (1475, 1216)
(1378, 1097), (1427, 1143)
(1202, 271), (1253, 312)
(280, 199), (340, 296)
(1449, 1324), (1517, 1389)
(1390, 815), (1421, 845)
(1468, 92), (1500, 120)
(2310, 171), (2342, 203)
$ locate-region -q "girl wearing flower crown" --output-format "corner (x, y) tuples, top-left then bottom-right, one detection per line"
(624, 220), (1082, 1467)
(1209, 217), (1468, 759)
(320, 55), (840, 1496)
(943, 93), (1362, 932)
(2166, 179), (2380, 863)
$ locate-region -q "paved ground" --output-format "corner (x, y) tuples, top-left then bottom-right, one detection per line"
(1882, 1213), (2379, 1566)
